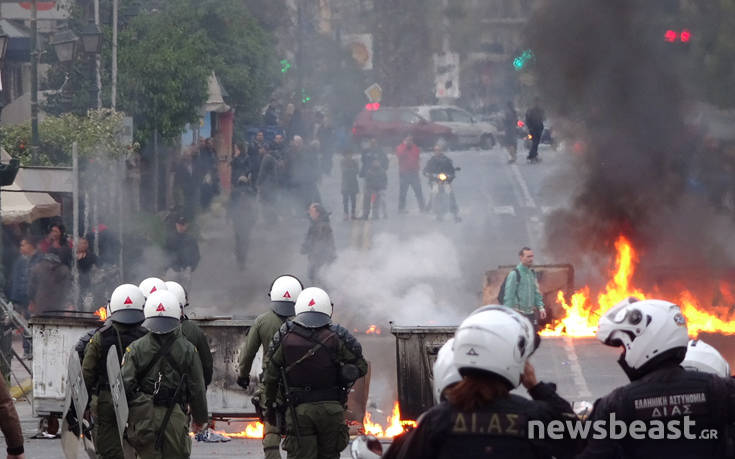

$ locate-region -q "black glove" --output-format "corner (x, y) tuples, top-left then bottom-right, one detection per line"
(236, 376), (249, 389)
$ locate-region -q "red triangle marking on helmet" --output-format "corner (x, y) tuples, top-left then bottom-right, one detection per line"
(124, 296), (133, 305)
(156, 303), (165, 312)
(150, 286), (157, 293)
(308, 298), (316, 307)
(283, 291), (291, 299)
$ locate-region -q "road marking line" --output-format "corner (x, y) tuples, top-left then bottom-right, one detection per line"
(493, 205), (516, 216)
(562, 336), (592, 398)
(510, 164), (537, 208)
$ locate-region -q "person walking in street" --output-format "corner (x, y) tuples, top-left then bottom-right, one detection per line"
(174, 148), (202, 221)
(361, 158), (388, 220)
(237, 275), (303, 459)
(82, 284), (148, 459)
(396, 135), (425, 213)
(502, 247), (546, 330)
(121, 290), (207, 459)
(230, 143), (257, 270)
(340, 149), (359, 220)
(301, 203), (336, 284)
(525, 98), (545, 163)
(503, 101), (519, 164)
(198, 138), (220, 210)
(7, 236), (41, 358)
(257, 146), (280, 226)
(164, 216), (200, 291)
(263, 287), (368, 459)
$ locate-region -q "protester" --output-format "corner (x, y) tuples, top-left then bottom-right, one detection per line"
(7, 236), (41, 358)
(0, 376), (24, 458)
(525, 98), (545, 163)
(29, 252), (72, 314)
(502, 246), (546, 330)
(340, 149), (360, 220)
(230, 142), (257, 269)
(301, 203), (336, 284)
(40, 223), (73, 266)
(396, 135), (425, 213)
(164, 216), (200, 290)
(174, 148), (202, 221)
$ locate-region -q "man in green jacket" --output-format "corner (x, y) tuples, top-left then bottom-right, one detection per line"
(82, 284), (148, 459)
(121, 290), (207, 459)
(237, 275), (303, 459)
(263, 287), (368, 459)
(503, 246), (546, 330)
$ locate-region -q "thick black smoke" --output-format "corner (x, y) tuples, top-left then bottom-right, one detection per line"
(527, 0), (735, 281)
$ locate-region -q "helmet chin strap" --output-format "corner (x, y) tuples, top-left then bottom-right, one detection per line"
(618, 348), (688, 382)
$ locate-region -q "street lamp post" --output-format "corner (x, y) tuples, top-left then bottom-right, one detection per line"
(30, 0), (39, 164)
(78, 23), (102, 108)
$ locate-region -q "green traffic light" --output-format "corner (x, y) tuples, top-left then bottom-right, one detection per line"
(280, 59), (291, 73)
(513, 49), (534, 71)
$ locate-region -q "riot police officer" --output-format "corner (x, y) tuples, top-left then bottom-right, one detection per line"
(682, 339), (731, 378)
(237, 274), (303, 459)
(165, 281), (213, 387)
(138, 277), (166, 298)
(263, 287), (368, 459)
(581, 297), (735, 458)
(393, 306), (575, 459)
(121, 290), (208, 459)
(82, 284), (148, 459)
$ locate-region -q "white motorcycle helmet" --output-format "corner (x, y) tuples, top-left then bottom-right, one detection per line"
(453, 306), (539, 388)
(165, 281), (188, 310)
(682, 339), (731, 377)
(597, 297), (689, 380)
(139, 277), (167, 298)
(143, 290), (181, 334)
(432, 338), (462, 404)
(109, 284), (146, 324)
(293, 287), (333, 328)
(269, 275), (303, 317)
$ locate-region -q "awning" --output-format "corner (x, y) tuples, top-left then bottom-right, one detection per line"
(0, 149), (72, 193)
(1, 190), (60, 224)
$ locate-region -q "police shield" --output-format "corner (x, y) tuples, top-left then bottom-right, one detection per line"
(67, 352), (89, 429)
(106, 346), (129, 445)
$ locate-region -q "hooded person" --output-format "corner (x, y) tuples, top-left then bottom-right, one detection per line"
(237, 275), (304, 459)
(165, 281), (213, 387)
(121, 290), (207, 459)
(580, 297), (735, 458)
(82, 284), (148, 459)
(263, 287), (368, 459)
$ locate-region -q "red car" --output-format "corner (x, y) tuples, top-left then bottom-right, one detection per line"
(352, 106), (455, 149)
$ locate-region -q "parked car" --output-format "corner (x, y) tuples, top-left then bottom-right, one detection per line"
(411, 105), (498, 150)
(352, 106), (455, 149)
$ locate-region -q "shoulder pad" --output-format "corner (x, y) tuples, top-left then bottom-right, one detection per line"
(266, 320), (293, 359)
(329, 324), (363, 356)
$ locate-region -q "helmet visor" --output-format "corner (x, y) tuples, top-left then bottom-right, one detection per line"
(293, 311), (331, 328)
(111, 309), (144, 325)
(143, 317), (180, 334)
(271, 301), (295, 317)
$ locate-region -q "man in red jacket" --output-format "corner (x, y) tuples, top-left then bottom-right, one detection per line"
(395, 135), (426, 213)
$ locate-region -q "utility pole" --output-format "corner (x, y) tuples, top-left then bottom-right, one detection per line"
(94, 0), (102, 109)
(111, 0), (118, 109)
(30, 0), (39, 163)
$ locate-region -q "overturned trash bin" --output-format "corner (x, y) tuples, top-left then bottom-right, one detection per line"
(390, 324), (456, 420)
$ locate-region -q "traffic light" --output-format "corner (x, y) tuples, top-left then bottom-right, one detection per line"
(512, 49), (534, 71)
(280, 59), (291, 73)
(664, 29), (691, 44)
(365, 103), (380, 111)
(301, 88), (311, 104)
(680, 29), (691, 43)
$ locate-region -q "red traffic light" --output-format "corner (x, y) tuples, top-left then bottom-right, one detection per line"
(664, 30), (678, 42)
(517, 120), (525, 128)
(680, 29), (691, 43)
(365, 103), (380, 111)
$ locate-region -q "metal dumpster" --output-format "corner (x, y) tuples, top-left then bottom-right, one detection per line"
(390, 325), (456, 420)
(30, 313), (259, 418)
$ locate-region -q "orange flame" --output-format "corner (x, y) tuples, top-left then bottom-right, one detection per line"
(189, 422), (265, 439)
(540, 235), (735, 338)
(363, 402), (416, 438)
(365, 325), (382, 335)
(94, 306), (108, 321)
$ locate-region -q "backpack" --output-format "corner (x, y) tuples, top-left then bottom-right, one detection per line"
(497, 268), (520, 305)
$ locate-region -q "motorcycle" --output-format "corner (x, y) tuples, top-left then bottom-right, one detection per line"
(425, 167), (460, 221)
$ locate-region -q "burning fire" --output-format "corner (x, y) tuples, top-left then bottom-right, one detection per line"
(365, 325), (382, 335)
(363, 402), (416, 438)
(540, 235), (735, 338)
(94, 306), (108, 321)
(189, 422), (265, 439)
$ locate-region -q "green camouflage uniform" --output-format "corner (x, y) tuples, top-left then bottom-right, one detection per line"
(181, 318), (213, 386)
(263, 321), (368, 459)
(238, 309), (289, 459)
(121, 327), (208, 459)
(82, 321), (147, 459)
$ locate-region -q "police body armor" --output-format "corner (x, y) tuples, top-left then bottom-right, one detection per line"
(94, 324), (147, 392)
(611, 367), (730, 458)
(435, 396), (552, 459)
(282, 324), (343, 405)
